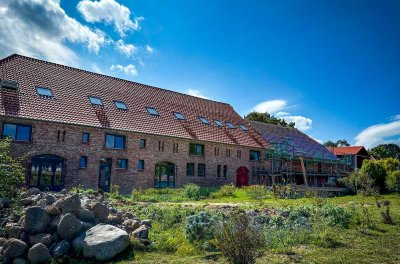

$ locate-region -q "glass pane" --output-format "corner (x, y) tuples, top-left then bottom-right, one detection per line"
(30, 164), (39, 187)
(214, 120), (224, 127)
(138, 160), (144, 170)
(105, 135), (115, 148)
(54, 162), (63, 186)
(89, 96), (103, 106)
(40, 164), (52, 187)
(82, 133), (89, 142)
(115, 136), (125, 149)
(80, 157), (87, 168)
(199, 117), (210, 125)
(240, 125), (248, 131)
(114, 101), (127, 110)
(174, 112), (185, 120)
(16, 126), (31, 141)
(2, 124), (16, 139)
(146, 107), (159, 115)
(36, 87), (53, 96)
(226, 122), (236, 129)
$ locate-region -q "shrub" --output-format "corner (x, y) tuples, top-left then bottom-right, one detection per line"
(183, 183), (201, 201)
(361, 159), (387, 191)
(216, 210), (264, 264)
(320, 204), (352, 228)
(340, 170), (378, 196)
(377, 158), (400, 173)
(210, 184), (236, 199)
(386, 170), (400, 194)
(0, 138), (25, 197)
(375, 199), (393, 224)
(243, 185), (272, 199)
(185, 211), (218, 242)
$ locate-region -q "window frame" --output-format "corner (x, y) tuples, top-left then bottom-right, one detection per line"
(138, 160), (145, 171)
(79, 156), (87, 168)
(146, 107), (159, 116)
(226, 122), (236, 129)
(116, 158), (128, 170)
(88, 96), (103, 106)
(173, 112), (185, 120)
(239, 125), (249, 131)
(198, 116), (210, 125)
(198, 163), (206, 177)
(139, 138), (146, 149)
(214, 120), (224, 127)
(82, 132), (90, 143)
(223, 165), (228, 177)
(217, 164), (221, 177)
(186, 163), (195, 177)
(113, 100), (128, 111)
(2, 123), (32, 142)
(250, 150), (261, 161)
(105, 134), (126, 149)
(189, 143), (204, 156)
(36, 86), (53, 97)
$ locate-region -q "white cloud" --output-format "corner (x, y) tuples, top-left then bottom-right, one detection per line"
(145, 45), (154, 54)
(0, 0), (107, 66)
(91, 63), (102, 74)
(252, 99), (287, 114)
(110, 64), (138, 76)
(278, 114), (313, 132)
(355, 119), (400, 148)
(77, 0), (143, 37)
(184, 89), (209, 99)
(275, 111), (290, 117)
(115, 39), (137, 57)
(390, 114), (400, 121)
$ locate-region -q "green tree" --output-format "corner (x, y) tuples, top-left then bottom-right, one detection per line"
(360, 159), (387, 192)
(386, 170), (400, 194)
(369, 144), (400, 159)
(377, 158), (400, 173)
(0, 138), (25, 197)
(323, 140), (337, 147)
(323, 139), (350, 147)
(244, 111), (295, 128)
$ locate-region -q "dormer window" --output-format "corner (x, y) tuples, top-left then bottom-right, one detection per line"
(114, 101), (128, 110)
(226, 122), (236, 129)
(36, 87), (53, 97)
(239, 125), (249, 131)
(88, 96), (103, 106)
(146, 107), (159, 116)
(199, 116), (210, 125)
(214, 120), (224, 127)
(173, 112), (185, 120)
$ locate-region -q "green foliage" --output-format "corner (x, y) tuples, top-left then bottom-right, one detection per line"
(375, 199), (393, 224)
(361, 159), (387, 191)
(323, 139), (350, 147)
(386, 170), (400, 194)
(0, 138), (25, 197)
(377, 158), (400, 173)
(209, 184), (237, 199)
(244, 111), (295, 128)
(339, 170), (378, 196)
(369, 144), (400, 159)
(242, 185), (272, 199)
(183, 184), (201, 201)
(185, 211), (218, 242)
(131, 188), (186, 202)
(320, 204), (352, 228)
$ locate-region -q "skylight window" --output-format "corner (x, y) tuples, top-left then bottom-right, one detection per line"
(146, 107), (159, 116)
(174, 112), (185, 120)
(36, 87), (53, 97)
(226, 122), (236, 129)
(199, 116), (210, 125)
(240, 125), (249, 131)
(114, 101), (128, 110)
(214, 120), (224, 127)
(88, 96), (103, 106)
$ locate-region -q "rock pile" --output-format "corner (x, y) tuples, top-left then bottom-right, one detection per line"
(0, 188), (151, 263)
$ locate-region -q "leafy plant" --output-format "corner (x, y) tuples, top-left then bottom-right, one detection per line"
(386, 170), (400, 194)
(375, 199), (393, 224)
(185, 211), (218, 242)
(361, 159), (387, 192)
(183, 183), (201, 201)
(210, 184), (237, 199)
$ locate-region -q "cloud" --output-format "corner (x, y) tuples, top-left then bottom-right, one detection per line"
(184, 89), (209, 99)
(278, 114), (313, 132)
(355, 119), (400, 148)
(91, 63), (102, 74)
(110, 64), (138, 76)
(115, 39), (137, 57)
(145, 45), (154, 54)
(77, 0), (143, 37)
(389, 114), (400, 121)
(252, 99), (287, 114)
(0, 0), (107, 66)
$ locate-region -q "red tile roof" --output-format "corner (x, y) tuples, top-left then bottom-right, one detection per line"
(328, 146), (366, 155)
(0, 54), (267, 148)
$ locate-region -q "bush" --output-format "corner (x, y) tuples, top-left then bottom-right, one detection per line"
(210, 184), (236, 199)
(340, 170), (378, 196)
(0, 138), (25, 197)
(183, 183), (201, 201)
(243, 185), (272, 199)
(377, 158), (400, 173)
(320, 204), (352, 228)
(386, 170), (400, 194)
(185, 211), (218, 242)
(361, 160), (387, 191)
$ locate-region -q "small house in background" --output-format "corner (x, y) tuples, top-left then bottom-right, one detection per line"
(328, 146), (371, 170)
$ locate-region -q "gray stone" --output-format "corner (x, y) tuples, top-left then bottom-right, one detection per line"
(13, 257), (28, 264)
(56, 194), (81, 214)
(92, 203), (109, 221)
(29, 233), (52, 246)
(131, 225), (149, 240)
(49, 215), (61, 229)
(3, 239), (27, 258)
(27, 243), (51, 264)
(0, 197), (10, 208)
(0, 237), (6, 247)
(123, 219), (140, 231)
(24, 207), (50, 234)
(76, 208), (95, 222)
(60, 189), (68, 194)
(140, 219), (152, 228)
(45, 194), (57, 205)
(0, 200), (3, 210)
(5, 224), (23, 238)
(123, 212), (134, 219)
(52, 240), (70, 257)
(107, 215), (122, 225)
(26, 188), (41, 196)
(57, 213), (82, 240)
(45, 205), (61, 216)
(81, 221), (94, 232)
(74, 224), (129, 261)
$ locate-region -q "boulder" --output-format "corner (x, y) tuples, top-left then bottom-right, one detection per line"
(13, 257), (28, 264)
(107, 215), (123, 225)
(24, 207), (50, 234)
(0, 237), (6, 247)
(52, 240), (70, 257)
(27, 243), (51, 264)
(6, 223), (23, 238)
(29, 233), (52, 246)
(92, 203), (109, 221)
(57, 213), (82, 240)
(0, 200), (3, 210)
(123, 219), (140, 231)
(26, 188), (41, 196)
(131, 225), (149, 240)
(77, 208), (95, 222)
(45, 205), (61, 216)
(56, 194), (81, 214)
(81, 222), (94, 232)
(74, 224), (129, 261)
(0, 197), (10, 208)
(45, 195), (57, 205)
(3, 239), (27, 258)
(140, 219), (152, 228)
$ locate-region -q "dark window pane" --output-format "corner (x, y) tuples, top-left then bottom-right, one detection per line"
(198, 164), (205, 177)
(105, 135), (114, 148)
(223, 165), (228, 177)
(114, 136), (125, 149)
(80, 156), (87, 168)
(3, 123), (16, 139)
(16, 126), (31, 141)
(117, 159), (127, 169)
(199, 116), (210, 125)
(250, 150), (261, 161)
(139, 139), (146, 148)
(217, 165), (221, 177)
(138, 160), (144, 171)
(82, 133), (89, 142)
(187, 163), (194, 176)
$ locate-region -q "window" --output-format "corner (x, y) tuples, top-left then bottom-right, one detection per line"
(105, 134), (126, 149)
(79, 156), (87, 168)
(199, 116), (210, 125)
(88, 96), (103, 106)
(198, 164), (206, 177)
(226, 149), (231, 157)
(158, 141), (164, 151)
(214, 120), (224, 127)
(114, 101), (128, 110)
(239, 125), (249, 131)
(173, 112), (185, 120)
(36, 86), (53, 97)
(187, 163), (195, 176)
(173, 143), (179, 153)
(2, 123), (31, 142)
(189, 143), (204, 156)
(250, 150), (261, 161)
(139, 139), (146, 148)
(146, 107), (159, 116)
(57, 130), (66, 142)
(138, 160), (144, 171)
(214, 147), (219, 156)
(223, 165), (228, 177)
(116, 159), (128, 169)
(82, 133), (90, 143)
(237, 150), (242, 158)
(217, 165), (221, 177)
(226, 122), (236, 129)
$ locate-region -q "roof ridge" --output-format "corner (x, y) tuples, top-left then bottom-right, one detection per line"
(0, 53), (232, 107)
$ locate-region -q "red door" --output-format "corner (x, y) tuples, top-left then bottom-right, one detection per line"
(236, 167), (249, 187)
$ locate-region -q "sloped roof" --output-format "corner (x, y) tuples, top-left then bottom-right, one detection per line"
(0, 54), (267, 148)
(250, 121), (338, 161)
(329, 146), (366, 156)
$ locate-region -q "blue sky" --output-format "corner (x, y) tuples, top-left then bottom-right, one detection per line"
(0, 0), (399, 148)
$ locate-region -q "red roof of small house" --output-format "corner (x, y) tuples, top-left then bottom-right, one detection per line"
(328, 146), (366, 156)
(0, 54), (267, 148)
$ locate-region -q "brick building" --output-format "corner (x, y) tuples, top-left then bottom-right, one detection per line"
(0, 54), (269, 193)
